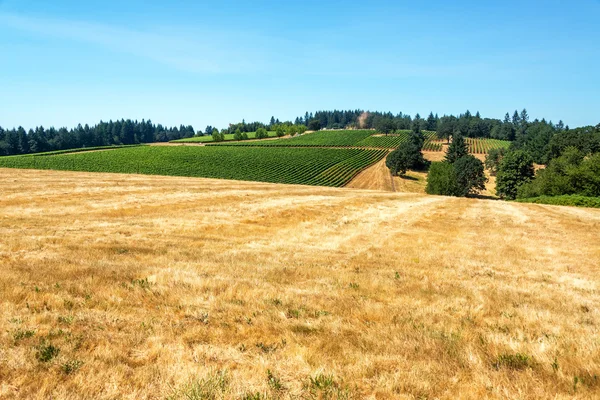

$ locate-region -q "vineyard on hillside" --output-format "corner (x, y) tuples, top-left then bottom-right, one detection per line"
(208, 130), (374, 147)
(172, 131), (277, 143)
(0, 146), (387, 187)
(465, 138), (511, 154)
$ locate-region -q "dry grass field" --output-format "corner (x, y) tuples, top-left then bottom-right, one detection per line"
(1, 168), (600, 399)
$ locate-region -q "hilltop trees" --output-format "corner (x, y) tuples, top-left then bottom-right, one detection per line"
(0, 120), (195, 156)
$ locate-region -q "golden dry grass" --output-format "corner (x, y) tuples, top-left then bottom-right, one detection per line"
(1, 168), (600, 399)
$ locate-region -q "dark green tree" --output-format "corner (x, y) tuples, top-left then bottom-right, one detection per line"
(454, 155), (488, 196)
(445, 133), (469, 163)
(495, 150), (535, 199)
(484, 147), (506, 176)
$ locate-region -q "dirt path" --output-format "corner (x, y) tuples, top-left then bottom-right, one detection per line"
(346, 158), (427, 193)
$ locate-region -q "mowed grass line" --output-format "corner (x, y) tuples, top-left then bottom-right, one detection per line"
(0, 145), (386, 187)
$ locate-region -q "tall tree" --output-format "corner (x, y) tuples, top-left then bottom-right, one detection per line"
(445, 133), (469, 163)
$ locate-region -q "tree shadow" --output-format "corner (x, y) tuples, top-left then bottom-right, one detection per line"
(467, 193), (500, 201)
(398, 175), (419, 181)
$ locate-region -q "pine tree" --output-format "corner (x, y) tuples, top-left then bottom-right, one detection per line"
(445, 133), (469, 163)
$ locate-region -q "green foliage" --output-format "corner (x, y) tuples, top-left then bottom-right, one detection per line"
(214, 130), (373, 147)
(514, 195), (600, 208)
(445, 134), (469, 163)
(386, 133), (429, 175)
(308, 119), (321, 131)
(426, 162), (460, 196)
(376, 118), (395, 135)
(493, 353), (533, 370)
(517, 149), (600, 198)
(275, 125), (285, 137)
(426, 156), (486, 197)
(0, 146), (387, 188)
(495, 150), (535, 200)
(167, 370), (229, 400)
(36, 343), (60, 362)
(62, 359), (84, 375)
(233, 128), (243, 141)
(484, 147), (506, 176)
(547, 125), (600, 160)
(267, 370), (284, 391)
(511, 120), (556, 164)
(212, 129), (225, 142)
(453, 155), (487, 196)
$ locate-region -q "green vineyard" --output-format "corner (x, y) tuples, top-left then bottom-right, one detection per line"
(172, 131), (278, 143)
(0, 146), (387, 187)
(465, 138), (511, 154)
(208, 130), (374, 147)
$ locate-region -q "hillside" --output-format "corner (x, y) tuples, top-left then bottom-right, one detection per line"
(1, 168), (599, 399)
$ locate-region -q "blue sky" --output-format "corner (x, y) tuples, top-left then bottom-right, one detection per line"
(1, 0), (599, 131)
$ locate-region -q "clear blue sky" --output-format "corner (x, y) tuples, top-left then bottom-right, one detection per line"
(1, 0), (599, 131)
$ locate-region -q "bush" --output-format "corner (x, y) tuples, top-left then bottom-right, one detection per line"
(426, 162), (460, 196)
(308, 119), (321, 131)
(255, 128), (268, 140)
(496, 150), (535, 199)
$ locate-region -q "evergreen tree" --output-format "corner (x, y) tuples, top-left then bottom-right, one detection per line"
(426, 112), (437, 131)
(445, 133), (469, 163)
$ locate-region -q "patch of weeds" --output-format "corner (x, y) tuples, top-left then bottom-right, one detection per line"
(310, 374), (336, 390)
(267, 370), (284, 392)
(551, 357), (559, 372)
(241, 392), (267, 400)
(62, 359), (84, 375)
(238, 344), (247, 353)
(13, 328), (35, 342)
(291, 324), (318, 335)
(36, 343), (60, 363)
(58, 315), (74, 325)
(313, 310), (330, 318)
(307, 373), (351, 399)
(9, 317), (23, 324)
(131, 277), (152, 289)
(573, 372), (600, 391)
(286, 309), (300, 319)
(167, 369), (229, 400)
(348, 283), (359, 290)
(269, 298), (282, 306)
(394, 271), (401, 279)
(492, 353), (533, 370)
(256, 342), (279, 354)
(63, 299), (75, 310)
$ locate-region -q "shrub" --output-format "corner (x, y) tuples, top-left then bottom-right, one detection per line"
(36, 344), (60, 362)
(255, 128), (268, 140)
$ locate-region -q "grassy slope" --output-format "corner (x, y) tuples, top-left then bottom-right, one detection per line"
(515, 195), (600, 208)
(1, 168), (599, 399)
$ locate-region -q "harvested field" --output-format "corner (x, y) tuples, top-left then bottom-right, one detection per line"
(1, 169), (599, 399)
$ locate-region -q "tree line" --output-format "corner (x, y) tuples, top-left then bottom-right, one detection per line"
(0, 120), (196, 156)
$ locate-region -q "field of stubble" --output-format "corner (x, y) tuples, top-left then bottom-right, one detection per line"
(1, 168), (599, 399)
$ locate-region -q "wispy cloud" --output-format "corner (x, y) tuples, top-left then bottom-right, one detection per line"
(0, 12), (272, 74)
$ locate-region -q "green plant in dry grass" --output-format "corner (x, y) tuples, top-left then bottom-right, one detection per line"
(492, 353), (533, 370)
(62, 359), (84, 375)
(307, 374), (351, 399)
(36, 343), (60, 363)
(167, 370), (229, 400)
(267, 370), (284, 392)
(13, 329), (35, 342)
